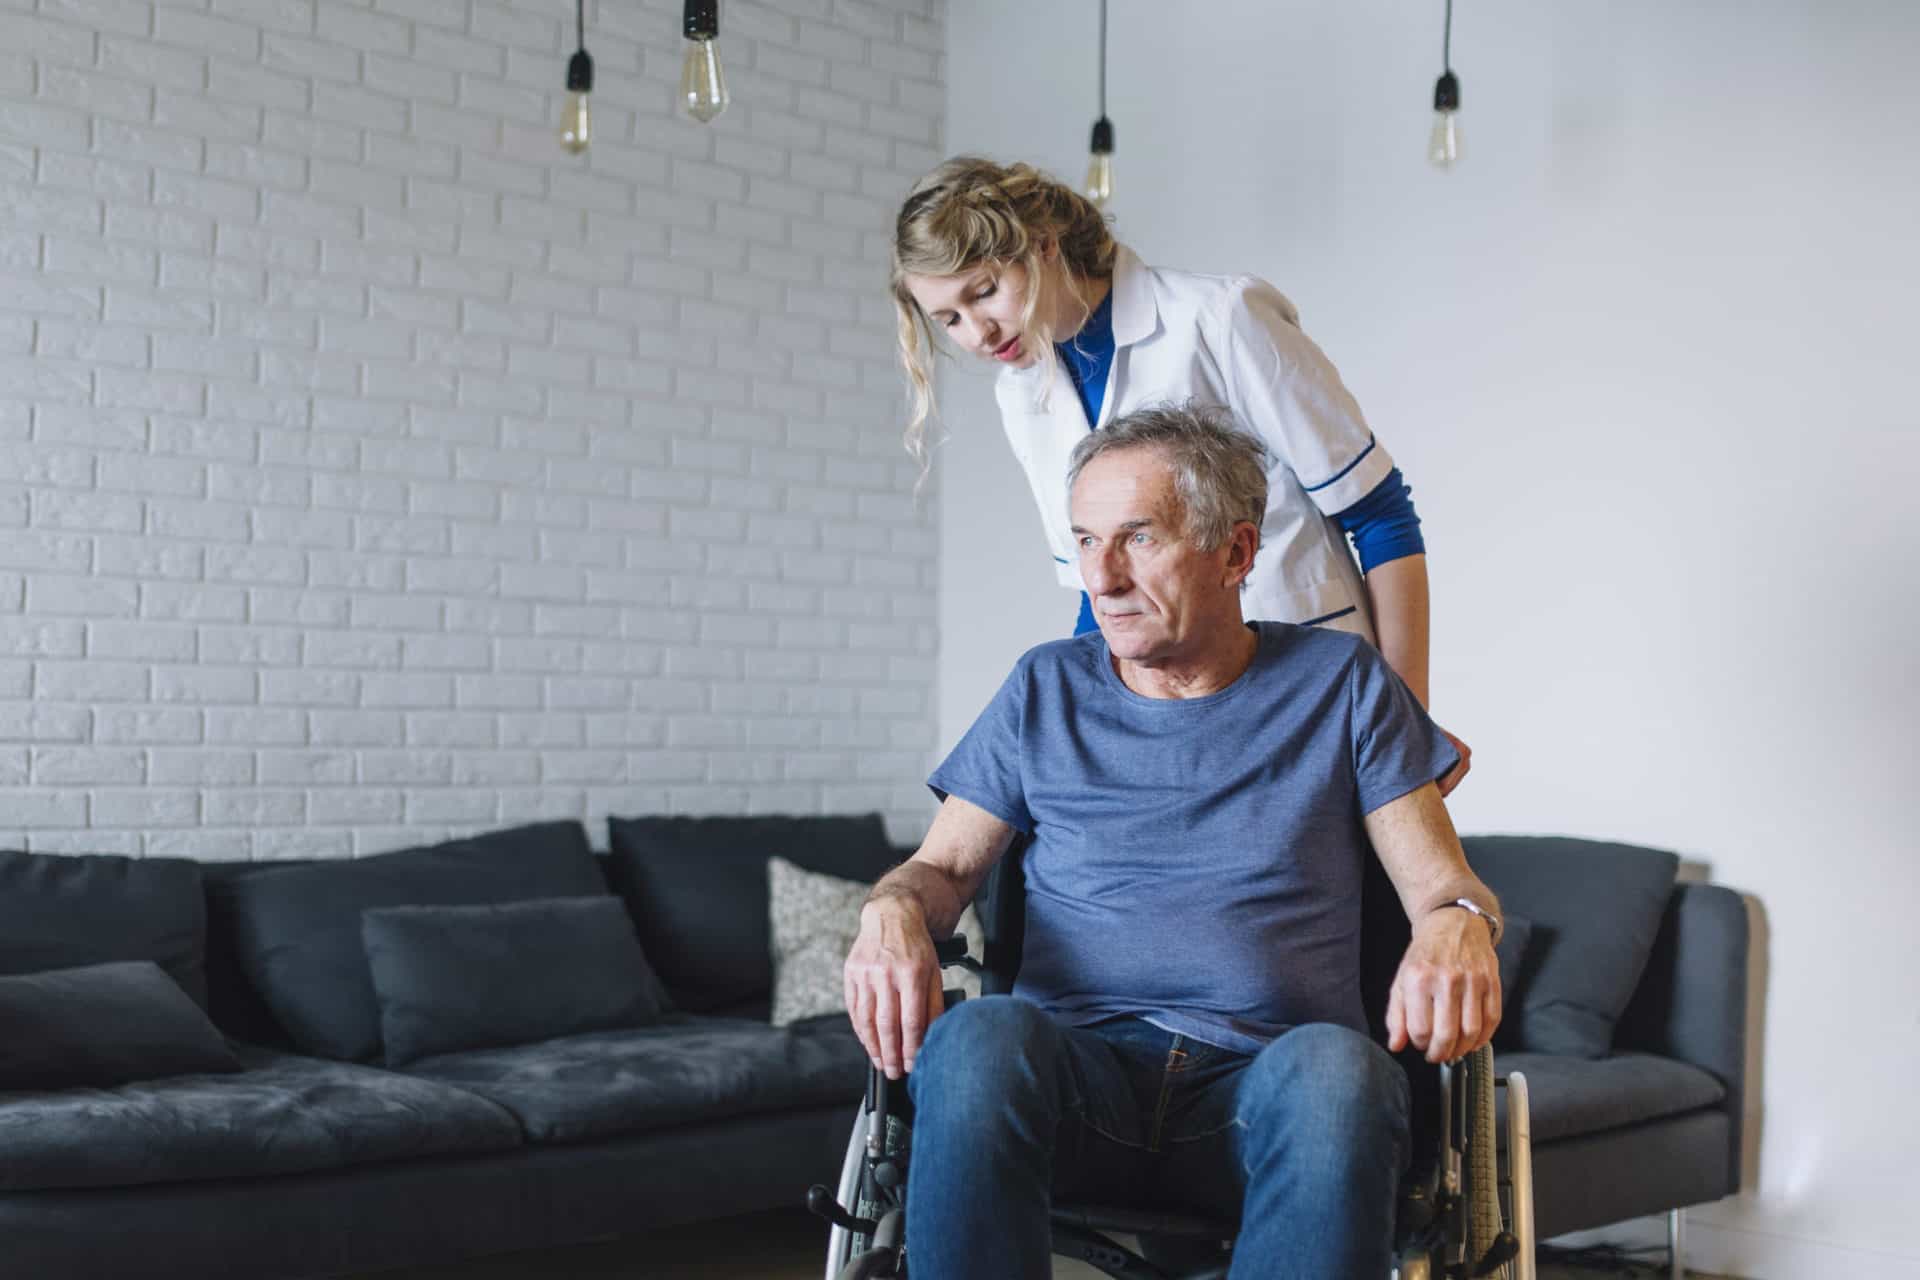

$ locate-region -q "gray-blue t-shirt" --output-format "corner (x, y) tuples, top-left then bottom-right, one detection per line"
(929, 621), (1458, 1055)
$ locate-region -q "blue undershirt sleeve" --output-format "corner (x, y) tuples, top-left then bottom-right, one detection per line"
(1074, 592), (1099, 636)
(1335, 467), (1426, 574)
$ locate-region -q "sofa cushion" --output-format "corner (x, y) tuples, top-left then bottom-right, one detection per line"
(1465, 836), (1679, 1058)
(363, 896), (668, 1067)
(401, 1014), (868, 1145)
(0, 848), (209, 1008)
(1494, 913), (1532, 1012)
(769, 856), (982, 1026)
(223, 822), (607, 1061)
(0, 1045), (522, 1192)
(0, 961), (241, 1091)
(606, 813), (899, 1012)
(1493, 1051), (1726, 1144)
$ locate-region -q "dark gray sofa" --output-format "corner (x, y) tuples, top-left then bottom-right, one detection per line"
(0, 816), (889, 1280)
(0, 823), (1746, 1277)
(1466, 835), (1749, 1239)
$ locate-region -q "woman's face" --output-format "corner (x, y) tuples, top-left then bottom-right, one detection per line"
(905, 259), (1070, 370)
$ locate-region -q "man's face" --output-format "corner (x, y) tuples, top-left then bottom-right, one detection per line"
(1070, 448), (1246, 664)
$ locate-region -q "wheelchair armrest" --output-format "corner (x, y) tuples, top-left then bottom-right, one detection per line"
(933, 935), (978, 969)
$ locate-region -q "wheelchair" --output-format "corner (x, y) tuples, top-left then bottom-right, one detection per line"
(809, 842), (1537, 1280)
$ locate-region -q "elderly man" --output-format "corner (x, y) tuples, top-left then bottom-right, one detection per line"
(844, 404), (1503, 1280)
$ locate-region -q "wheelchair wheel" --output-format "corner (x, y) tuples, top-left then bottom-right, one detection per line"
(1502, 1069), (1537, 1280)
(824, 1105), (873, 1280)
(1464, 1045), (1505, 1279)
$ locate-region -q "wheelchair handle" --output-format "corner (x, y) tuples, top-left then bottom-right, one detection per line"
(806, 1184), (878, 1237)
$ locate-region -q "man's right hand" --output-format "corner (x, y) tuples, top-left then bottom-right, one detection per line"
(844, 896), (944, 1079)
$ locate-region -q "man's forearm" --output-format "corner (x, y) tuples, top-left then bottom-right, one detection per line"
(1365, 783), (1500, 926)
(861, 796), (1014, 939)
(865, 859), (972, 939)
(1410, 878), (1502, 941)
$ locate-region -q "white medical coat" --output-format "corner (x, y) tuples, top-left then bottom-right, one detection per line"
(994, 245), (1395, 641)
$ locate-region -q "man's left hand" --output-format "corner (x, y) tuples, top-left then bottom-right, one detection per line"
(1386, 906), (1501, 1063)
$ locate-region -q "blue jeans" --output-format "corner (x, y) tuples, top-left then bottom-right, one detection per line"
(904, 997), (1410, 1280)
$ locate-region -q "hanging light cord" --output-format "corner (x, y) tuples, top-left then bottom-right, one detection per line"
(576, 0), (585, 52)
(1442, 0), (1453, 73)
(1098, 0), (1107, 118)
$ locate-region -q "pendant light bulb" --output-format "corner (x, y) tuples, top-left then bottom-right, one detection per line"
(1427, 0), (1461, 169)
(681, 39), (728, 122)
(1085, 1), (1113, 207)
(1086, 117), (1114, 207)
(561, 51), (593, 154)
(559, 0), (592, 156)
(1428, 70), (1461, 169)
(560, 89), (591, 154)
(681, 0), (729, 123)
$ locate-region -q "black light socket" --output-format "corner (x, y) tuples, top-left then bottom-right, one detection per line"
(1432, 70), (1459, 112)
(567, 48), (594, 93)
(1089, 116), (1114, 155)
(684, 0), (719, 41)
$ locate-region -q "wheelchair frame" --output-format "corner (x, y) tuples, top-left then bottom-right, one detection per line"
(812, 946), (1535, 1279)
(812, 829), (1536, 1280)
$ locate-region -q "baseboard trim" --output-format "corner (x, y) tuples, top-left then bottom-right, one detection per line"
(1550, 1212), (1920, 1280)
(1683, 1219), (1920, 1280)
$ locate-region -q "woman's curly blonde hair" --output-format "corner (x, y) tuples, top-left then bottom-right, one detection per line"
(890, 156), (1118, 472)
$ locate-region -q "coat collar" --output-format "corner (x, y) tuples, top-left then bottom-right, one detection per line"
(1002, 242), (1156, 392)
(1106, 243), (1157, 349)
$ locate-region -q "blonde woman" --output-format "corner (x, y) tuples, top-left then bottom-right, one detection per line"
(892, 156), (1468, 792)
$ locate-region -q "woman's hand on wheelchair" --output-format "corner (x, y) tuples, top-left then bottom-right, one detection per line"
(844, 897), (946, 1080)
(1386, 907), (1503, 1063)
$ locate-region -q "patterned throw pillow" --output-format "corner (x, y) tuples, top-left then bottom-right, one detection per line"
(768, 856), (984, 1027)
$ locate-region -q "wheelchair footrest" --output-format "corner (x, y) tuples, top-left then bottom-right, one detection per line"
(1049, 1220), (1176, 1280)
(1049, 1203), (1237, 1240)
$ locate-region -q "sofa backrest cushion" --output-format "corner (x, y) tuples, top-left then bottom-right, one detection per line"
(222, 822), (607, 1061)
(768, 855), (984, 1027)
(1494, 912), (1532, 1010)
(202, 861), (307, 1046)
(606, 813), (898, 1012)
(0, 961), (242, 1091)
(0, 849), (210, 1008)
(363, 895), (667, 1066)
(1464, 834), (1679, 1058)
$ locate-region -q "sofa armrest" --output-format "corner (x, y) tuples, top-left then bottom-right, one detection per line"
(1612, 881), (1749, 1193)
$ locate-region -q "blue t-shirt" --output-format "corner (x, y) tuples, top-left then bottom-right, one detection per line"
(928, 621), (1458, 1054)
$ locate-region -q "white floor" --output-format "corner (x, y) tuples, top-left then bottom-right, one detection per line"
(364, 1207), (1703, 1279)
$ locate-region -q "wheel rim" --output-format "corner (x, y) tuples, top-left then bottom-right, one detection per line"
(825, 1107), (872, 1278)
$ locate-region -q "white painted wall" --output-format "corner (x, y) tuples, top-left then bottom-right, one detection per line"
(941, 1), (1920, 1275)
(0, 0), (946, 856)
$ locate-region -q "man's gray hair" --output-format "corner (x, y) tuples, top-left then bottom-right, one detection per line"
(1066, 402), (1271, 551)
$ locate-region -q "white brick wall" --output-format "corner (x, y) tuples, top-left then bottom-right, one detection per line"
(0, 0), (946, 858)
